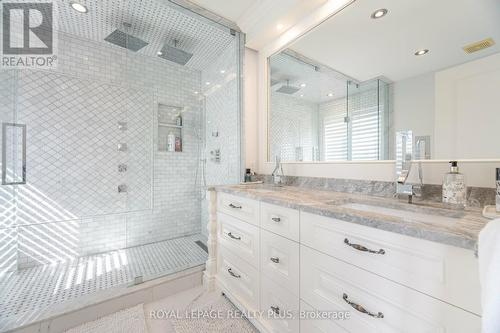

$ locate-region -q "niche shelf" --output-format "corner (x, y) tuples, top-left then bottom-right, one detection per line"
(158, 104), (184, 153)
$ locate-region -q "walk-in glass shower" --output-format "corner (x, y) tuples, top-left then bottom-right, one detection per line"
(0, 0), (242, 330)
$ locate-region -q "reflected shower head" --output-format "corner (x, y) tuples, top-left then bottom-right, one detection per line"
(104, 29), (148, 52)
(158, 40), (193, 66)
(276, 80), (300, 94)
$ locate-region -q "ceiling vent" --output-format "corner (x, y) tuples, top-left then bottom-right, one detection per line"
(463, 38), (495, 54)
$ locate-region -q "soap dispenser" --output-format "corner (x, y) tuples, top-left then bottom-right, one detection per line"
(442, 161), (466, 207)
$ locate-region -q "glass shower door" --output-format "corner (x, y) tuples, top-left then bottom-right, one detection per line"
(0, 70), (23, 276)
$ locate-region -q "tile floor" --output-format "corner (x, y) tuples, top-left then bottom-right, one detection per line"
(0, 234), (208, 333)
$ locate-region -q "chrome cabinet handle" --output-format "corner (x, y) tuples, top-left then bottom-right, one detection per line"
(343, 293), (384, 318)
(344, 238), (385, 255)
(229, 203), (242, 209)
(2, 123), (26, 185)
(227, 232), (241, 240)
(228, 268), (241, 278)
(270, 257), (280, 264)
(271, 217), (281, 222)
(270, 306), (280, 315)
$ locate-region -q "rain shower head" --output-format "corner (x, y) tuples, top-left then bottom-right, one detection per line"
(104, 29), (148, 52)
(276, 80), (300, 95)
(158, 40), (193, 66)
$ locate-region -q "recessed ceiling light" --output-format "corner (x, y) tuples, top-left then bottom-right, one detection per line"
(276, 24), (284, 31)
(220, 70), (226, 74)
(300, 83), (306, 88)
(327, 93), (333, 97)
(205, 82), (211, 85)
(70, 2), (88, 13)
(300, 94), (304, 98)
(414, 49), (429, 56)
(157, 51), (163, 56)
(194, 91), (199, 95)
(371, 9), (388, 19)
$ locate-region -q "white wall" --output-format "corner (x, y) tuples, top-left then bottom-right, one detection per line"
(251, 0), (500, 188)
(435, 52), (500, 159)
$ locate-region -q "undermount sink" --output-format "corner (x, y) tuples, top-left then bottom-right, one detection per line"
(341, 203), (462, 224)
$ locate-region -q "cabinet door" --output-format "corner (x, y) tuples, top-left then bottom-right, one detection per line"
(300, 211), (481, 315)
(218, 212), (260, 268)
(217, 245), (259, 312)
(260, 276), (299, 333)
(260, 202), (299, 241)
(218, 193), (260, 226)
(261, 229), (299, 295)
(301, 245), (481, 333)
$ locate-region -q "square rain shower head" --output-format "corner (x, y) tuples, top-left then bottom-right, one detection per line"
(158, 44), (193, 66)
(276, 84), (300, 94)
(104, 29), (149, 52)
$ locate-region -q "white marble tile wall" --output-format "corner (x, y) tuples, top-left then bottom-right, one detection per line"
(0, 31), (207, 272)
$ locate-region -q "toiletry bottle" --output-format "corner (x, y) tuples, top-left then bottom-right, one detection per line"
(442, 161), (466, 207)
(175, 136), (182, 152)
(167, 132), (175, 152)
(245, 168), (252, 182)
(496, 168), (500, 212)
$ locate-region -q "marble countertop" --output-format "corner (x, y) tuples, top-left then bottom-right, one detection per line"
(211, 184), (490, 250)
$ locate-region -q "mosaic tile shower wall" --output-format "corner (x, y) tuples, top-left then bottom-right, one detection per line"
(0, 31), (204, 272)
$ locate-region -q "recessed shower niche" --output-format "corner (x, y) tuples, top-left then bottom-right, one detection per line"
(158, 103), (184, 152)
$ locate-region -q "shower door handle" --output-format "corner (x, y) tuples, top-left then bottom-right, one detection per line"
(2, 123), (27, 185)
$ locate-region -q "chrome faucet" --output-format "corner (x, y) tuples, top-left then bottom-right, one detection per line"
(395, 131), (423, 203)
(271, 156), (284, 186)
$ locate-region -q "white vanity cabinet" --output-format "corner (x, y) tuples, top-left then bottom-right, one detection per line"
(211, 192), (482, 333)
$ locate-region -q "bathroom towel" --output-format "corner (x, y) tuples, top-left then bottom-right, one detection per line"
(479, 218), (500, 333)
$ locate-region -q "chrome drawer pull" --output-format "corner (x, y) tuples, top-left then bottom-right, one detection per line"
(227, 232), (241, 240)
(270, 306), (280, 315)
(270, 257), (280, 264)
(228, 268), (241, 278)
(229, 203), (242, 209)
(343, 293), (384, 318)
(271, 217), (281, 223)
(344, 238), (385, 255)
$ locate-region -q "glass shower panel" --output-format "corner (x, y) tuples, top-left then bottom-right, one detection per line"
(320, 81), (348, 161)
(347, 80), (382, 160)
(0, 70), (18, 276)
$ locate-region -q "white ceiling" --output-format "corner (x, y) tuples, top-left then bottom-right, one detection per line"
(188, 0), (255, 22)
(188, 0), (330, 50)
(53, 0), (235, 71)
(290, 0), (500, 82)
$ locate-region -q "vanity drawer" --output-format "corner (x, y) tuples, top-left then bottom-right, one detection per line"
(260, 229), (299, 296)
(301, 245), (481, 333)
(217, 193), (260, 226)
(260, 276), (299, 333)
(218, 212), (259, 268)
(217, 245), (259, 312)
(260, 202), (299, 241)
(300, 211), (481, 315)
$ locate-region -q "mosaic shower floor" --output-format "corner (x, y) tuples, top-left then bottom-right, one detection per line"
(0, 234), (208, 332)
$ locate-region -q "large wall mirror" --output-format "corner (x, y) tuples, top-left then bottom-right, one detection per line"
(267, 0), (500, 162)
